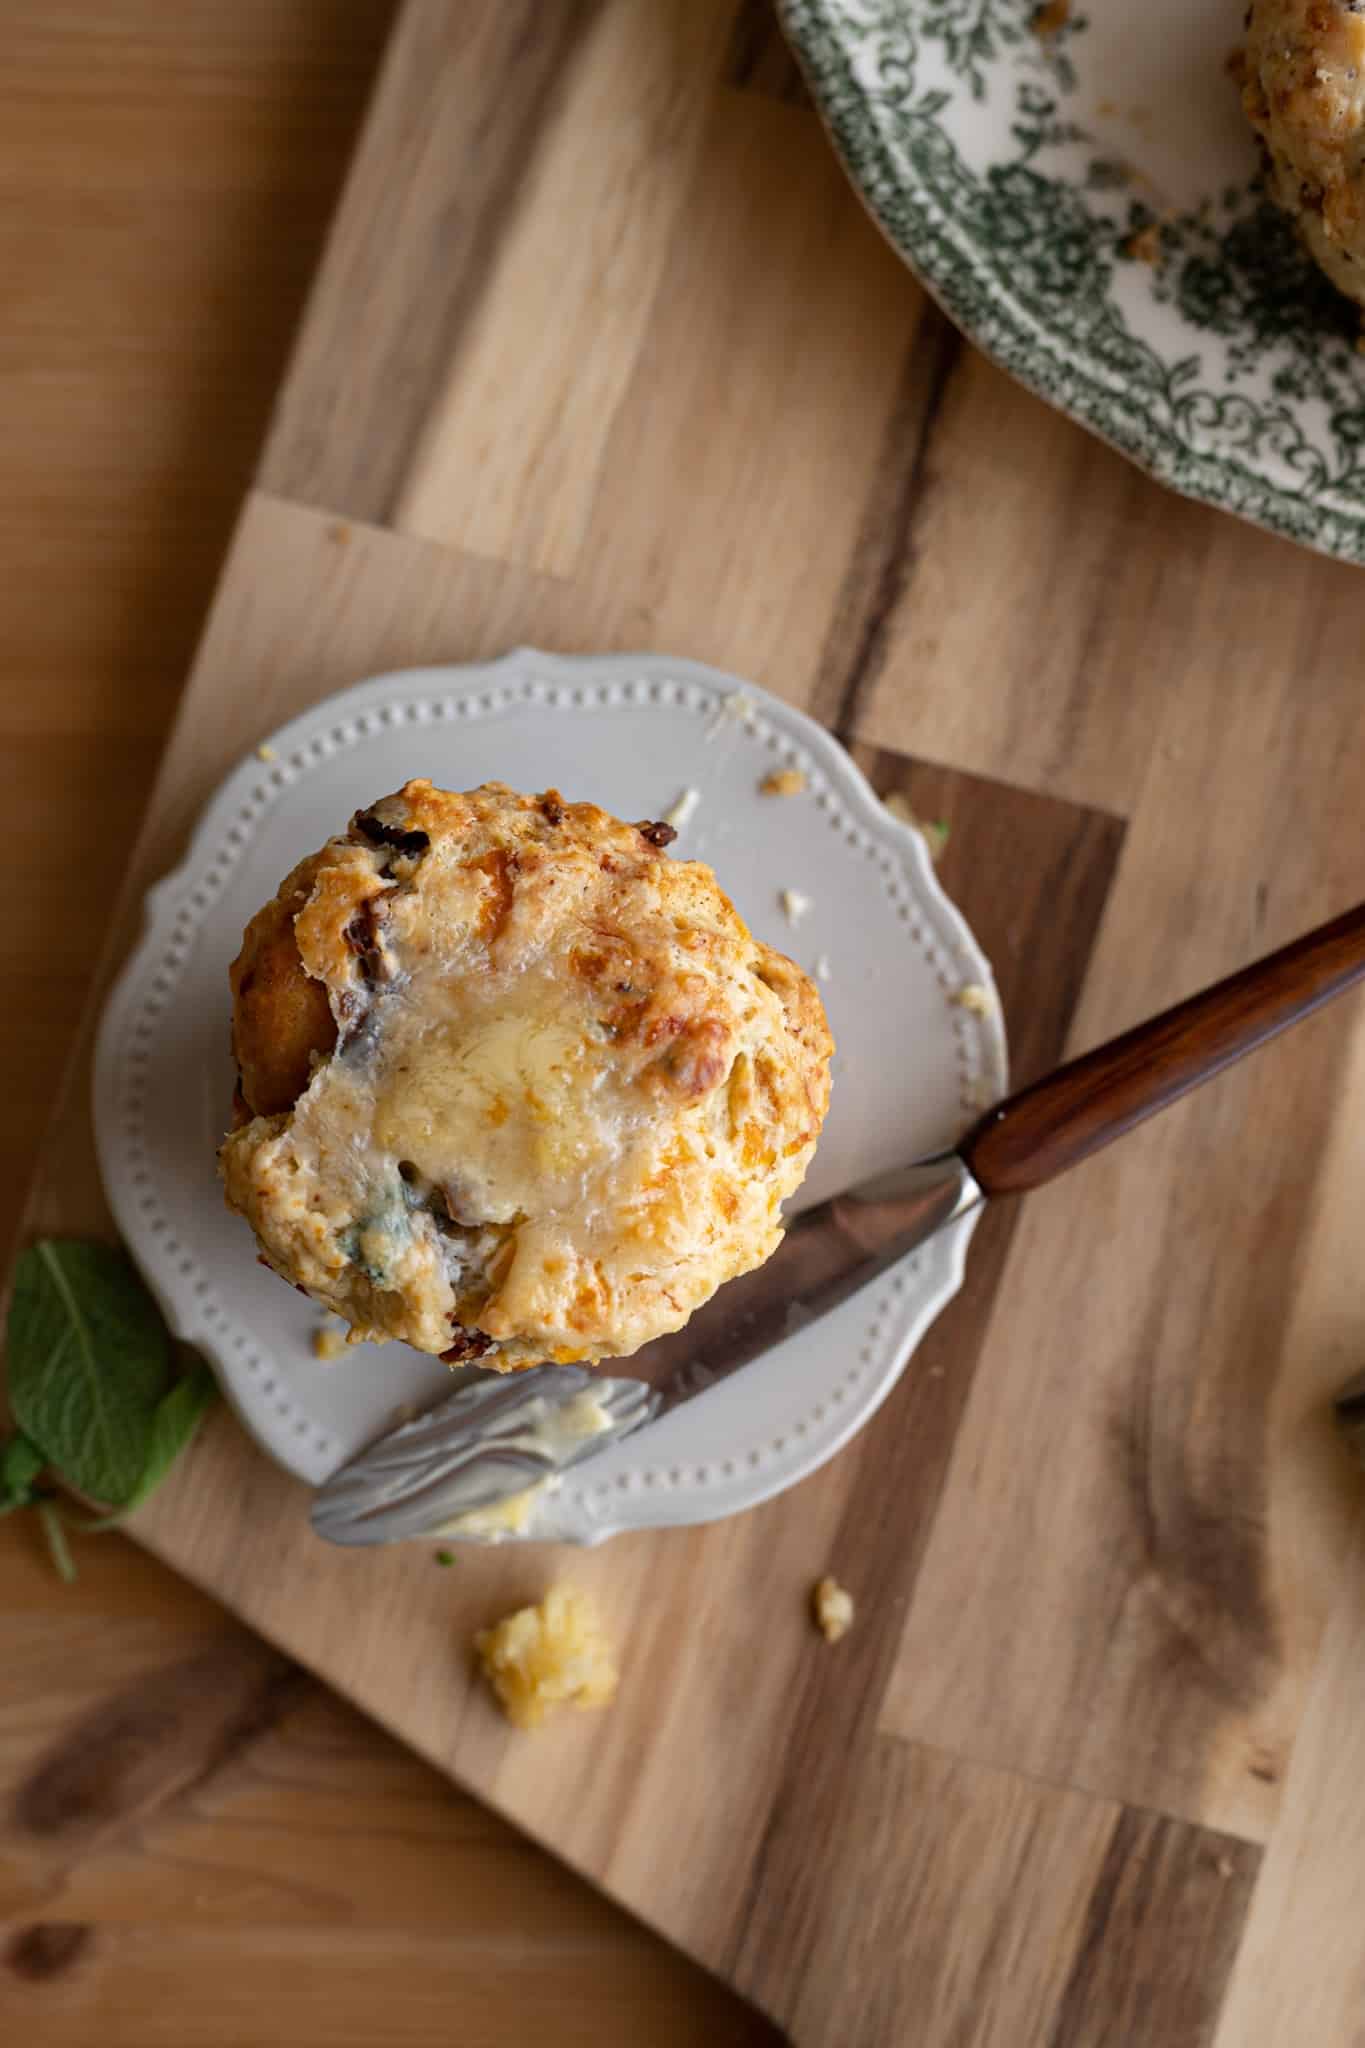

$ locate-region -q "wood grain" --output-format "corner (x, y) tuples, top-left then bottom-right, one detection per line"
(0, 0), (395, 1264)
(8, 0), (1365, 2040)
(961, 901), (1365, 1198)
(259, 0), (602, 526)
(1211, 1510), (1365, 2048)
(727, 0), (812, 106)
(394, 0), (735, 573)
(0, 7), (772, 2043)
(747, 1737), (1259, 2048)
(884, 512), (1365, 1842)
(846, 346), (1202, 812)
(0, 1519), (772, 2045)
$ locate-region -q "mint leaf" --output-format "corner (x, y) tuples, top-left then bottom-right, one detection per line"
(0, 1432), (46, 1513)
(77, 1358), (218, 1529)
(8, 1240), (171, 1506)
(37, 1501), (76, 1583)
(132, 1358), (217, 1505)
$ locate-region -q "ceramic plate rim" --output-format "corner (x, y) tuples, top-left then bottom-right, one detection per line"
(778, 0), (1365, 565)
(92, 649), (1007, 1541)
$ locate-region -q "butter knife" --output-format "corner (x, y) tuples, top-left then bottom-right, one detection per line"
(312, 897), (1365, 1545)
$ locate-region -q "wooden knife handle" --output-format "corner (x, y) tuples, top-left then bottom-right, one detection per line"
(961, 900), (1365, 1199)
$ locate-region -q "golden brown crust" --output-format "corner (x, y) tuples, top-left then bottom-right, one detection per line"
(229, 850), (337, 1118)
(1244, 1), (1365, 307)
(221, 780), (833, 1369)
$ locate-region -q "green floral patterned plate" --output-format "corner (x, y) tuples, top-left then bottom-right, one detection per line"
(779, 0), (1365, 562)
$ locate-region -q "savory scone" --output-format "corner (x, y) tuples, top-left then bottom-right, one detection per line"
(221, 780), (832, 1370)
(1243, 1), (1365, 308)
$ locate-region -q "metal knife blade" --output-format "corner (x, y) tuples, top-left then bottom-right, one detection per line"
(310, 1151), (982, 1545)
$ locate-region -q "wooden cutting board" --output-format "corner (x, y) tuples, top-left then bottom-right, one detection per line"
(12, 2), (1365, 2040)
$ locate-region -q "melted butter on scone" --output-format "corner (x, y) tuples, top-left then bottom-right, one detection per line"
(375, 1000), (604, 1218)
(221, 780), (833, 1370)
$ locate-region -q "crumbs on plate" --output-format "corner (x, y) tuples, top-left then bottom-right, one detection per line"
(255, 741), (277, 763)
(311, 1320), (349, 1361)
(1121, 221), (1162, 265)
(812, 1575), (854, 1643)
(475, 1584), (618, 1729)
(662, 787), (701, 831)
(760, 767), (807, 798)
(707, 691), (757, 740)
(950, 984), (994, 1016)
(780, 887), (812, 928)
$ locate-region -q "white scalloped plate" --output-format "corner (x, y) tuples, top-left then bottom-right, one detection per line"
(93, 652), (1006, 1543)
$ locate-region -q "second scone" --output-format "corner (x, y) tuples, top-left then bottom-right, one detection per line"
(221, 779), (833, 1370)
(1243, 1), (1365, 309)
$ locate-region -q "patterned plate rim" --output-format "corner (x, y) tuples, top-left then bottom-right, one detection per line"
(778, 0), (1365, 565)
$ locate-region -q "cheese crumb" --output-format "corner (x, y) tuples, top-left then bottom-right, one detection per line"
(812, 1575), (854, 1643)
(951, 983), (994, 1016)
(311, 1321), (348, 1361)
(707, 691), (757, 739)
(662, 787), (701, 832)
(475, 1585), (618, 1729)
(255, 741), (277, 762)
(760, 767), (807, 798)
(780, 888), (812, 927)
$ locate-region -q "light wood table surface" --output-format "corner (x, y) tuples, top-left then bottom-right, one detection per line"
(0, 7), (769, 2041)
(7, 3), (1365, 2043)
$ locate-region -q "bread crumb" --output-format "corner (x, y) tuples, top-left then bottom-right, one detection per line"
(1122, 222), (1162, 265)
(951, 983), (994, 1016)
(760, 767), (807, 798)
(1030, 0), (1070, 33)
(707, 691), (756, 739)
(1215, 1855), (1235, 1879)
(812, 1575), (854, 1643)
(475, 1585), (618, 1729)
(814, 954), (832, 983)
(255, 742), (277, 763)
(780, 888), (812, 927)
(311, 1322), (349, 1362)
(662, 787), (701, 832)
